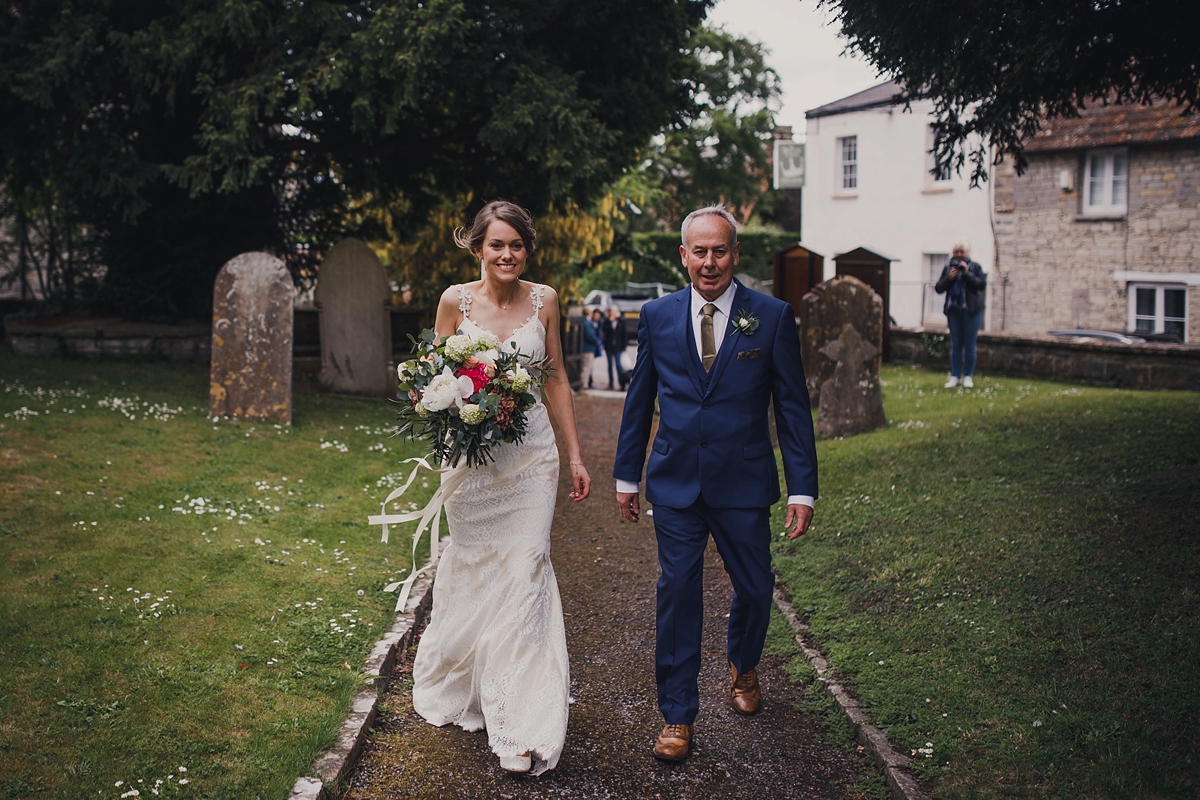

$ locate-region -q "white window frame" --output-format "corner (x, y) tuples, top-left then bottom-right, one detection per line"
(1127, 282), (1188, 341)
(1083, 148), (1128, 217)
(926, 252), (949, 282)
(837, 135), (858, 192)
(922, 253), (950, 326)
(926, 126), (951, 184)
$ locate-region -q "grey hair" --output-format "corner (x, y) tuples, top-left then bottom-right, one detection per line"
(680, 204), (739, 247)
(952, 239), (971, 254)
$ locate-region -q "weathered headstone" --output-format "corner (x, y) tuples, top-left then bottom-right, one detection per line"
(816, 323), (886, 438)
(800, 274), (883, 405)
(210, 252), (294, 423)
(314, 238), (392, 395)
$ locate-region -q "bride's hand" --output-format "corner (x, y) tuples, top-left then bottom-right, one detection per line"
(568, 462), (591, 502)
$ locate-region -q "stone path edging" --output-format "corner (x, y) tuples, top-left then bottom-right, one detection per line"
(773, 586), (935, 800)
(288, 569), (437, 800)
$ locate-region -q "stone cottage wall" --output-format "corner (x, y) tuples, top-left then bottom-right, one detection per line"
(993, 143), (1199, 343)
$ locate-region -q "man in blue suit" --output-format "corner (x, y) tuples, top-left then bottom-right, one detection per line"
(613, 205), (818, 761)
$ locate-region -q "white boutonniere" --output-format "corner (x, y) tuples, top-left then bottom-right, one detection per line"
(729, 308), (760, 337)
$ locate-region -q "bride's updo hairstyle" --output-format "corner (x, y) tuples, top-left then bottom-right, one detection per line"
(454, 200), (538, 256)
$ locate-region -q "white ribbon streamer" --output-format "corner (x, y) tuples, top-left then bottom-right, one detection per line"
(368, 456), (470, 612)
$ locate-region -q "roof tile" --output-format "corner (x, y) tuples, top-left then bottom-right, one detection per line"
(1025, 100), (1200, 151)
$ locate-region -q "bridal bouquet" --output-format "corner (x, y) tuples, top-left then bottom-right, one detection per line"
(395, 329), (551, 468)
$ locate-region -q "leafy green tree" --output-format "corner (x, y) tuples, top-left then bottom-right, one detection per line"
(820, 0), (1200, 183)
(635, 25), (782, 228)
(1, 0), (710, 320)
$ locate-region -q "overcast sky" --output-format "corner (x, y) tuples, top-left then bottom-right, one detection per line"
(706, 0), (884, 136)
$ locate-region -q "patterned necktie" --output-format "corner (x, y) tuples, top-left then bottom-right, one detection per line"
(701, 303), (717, 373)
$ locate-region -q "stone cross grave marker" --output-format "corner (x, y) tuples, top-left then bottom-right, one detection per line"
(816, 323), (886, 439)
(800, 274), (883, 406)
(314, 238), (392, 395)
(210, 252), (294, 423)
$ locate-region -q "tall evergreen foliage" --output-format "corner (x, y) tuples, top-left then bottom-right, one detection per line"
(1, 0), (710, 320)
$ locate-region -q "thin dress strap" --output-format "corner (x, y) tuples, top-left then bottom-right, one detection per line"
(529, 283), (544, 312)
(457, 284), (472, 318)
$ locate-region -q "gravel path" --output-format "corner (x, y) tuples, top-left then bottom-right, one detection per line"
(343, 394), (870, 799)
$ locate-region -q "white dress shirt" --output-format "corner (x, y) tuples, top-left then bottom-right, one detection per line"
(616, 281), (814, 510)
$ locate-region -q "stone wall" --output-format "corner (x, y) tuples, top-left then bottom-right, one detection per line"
(993, 143), (1200, 342)
(890, 327), (1200, 390)
(7, 318), (211, 361)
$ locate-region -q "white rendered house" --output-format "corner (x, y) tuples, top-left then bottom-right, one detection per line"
(801, 81), (996, 330)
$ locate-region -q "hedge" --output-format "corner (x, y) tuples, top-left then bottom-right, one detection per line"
(579, 230), (799, 296)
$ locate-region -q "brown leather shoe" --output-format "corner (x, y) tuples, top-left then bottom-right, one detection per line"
(730, 661), (761, 715)
(653, 723), (693, 761)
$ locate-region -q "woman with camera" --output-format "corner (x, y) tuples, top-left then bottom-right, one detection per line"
(934, 241), (987, 388)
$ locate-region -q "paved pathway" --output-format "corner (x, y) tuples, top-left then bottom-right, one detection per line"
(343, 395), (871, 799)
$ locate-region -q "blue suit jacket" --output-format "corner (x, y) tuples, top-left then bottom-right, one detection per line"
(613, 280), (818, 509)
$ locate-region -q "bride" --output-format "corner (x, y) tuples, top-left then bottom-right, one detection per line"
(411, 200), (591, 775)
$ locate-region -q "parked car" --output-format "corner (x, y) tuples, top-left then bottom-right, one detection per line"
(581, 289), (614, 311)
(583, 283), (677, 343)
(1048, 329), (1146, 344)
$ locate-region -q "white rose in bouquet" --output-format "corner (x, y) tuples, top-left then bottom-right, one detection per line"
(475, 348), (500, 367)
(444, 334), (475, 362)
(422, 368), (462, 412)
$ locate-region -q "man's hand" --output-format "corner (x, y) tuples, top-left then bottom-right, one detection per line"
(784, 504), (813, 539)
(617, 492), (640, 523)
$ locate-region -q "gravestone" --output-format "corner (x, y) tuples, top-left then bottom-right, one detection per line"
(816, 323), (886, 438)
(314, 238), (392, 395)
(210, 252), (294, 423)
(800, 274), (883, 406)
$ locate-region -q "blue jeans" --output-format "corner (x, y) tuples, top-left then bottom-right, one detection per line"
(947, 310), (982, 378)
(606, 349), (623, 388)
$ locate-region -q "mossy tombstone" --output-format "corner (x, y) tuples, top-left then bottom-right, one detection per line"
(209, 252), (294, 423)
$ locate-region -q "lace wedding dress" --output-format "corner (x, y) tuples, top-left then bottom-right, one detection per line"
(411, 283), (569, 775)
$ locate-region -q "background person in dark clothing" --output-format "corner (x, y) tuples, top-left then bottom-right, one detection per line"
(935, 241), (987, 388)
(602, 306), (628, 390)
(592, 308), (605, 357)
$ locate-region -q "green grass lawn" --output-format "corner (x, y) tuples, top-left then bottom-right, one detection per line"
(0, 351), (434, 800)
(771, 366), (1200, 799)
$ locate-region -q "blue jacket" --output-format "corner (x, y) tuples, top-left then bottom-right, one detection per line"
(613, 280), (818, 509)
(581, 316), (600, 349)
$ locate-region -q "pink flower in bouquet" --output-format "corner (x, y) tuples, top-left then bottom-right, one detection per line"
(458, 363), (491, 393)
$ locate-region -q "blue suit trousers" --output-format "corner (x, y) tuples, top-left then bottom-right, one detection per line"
(652, 499), (773, 725)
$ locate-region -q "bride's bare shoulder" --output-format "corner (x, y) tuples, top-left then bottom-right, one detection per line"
(437, 282), (477, 305)
(535, 283), (559, 312)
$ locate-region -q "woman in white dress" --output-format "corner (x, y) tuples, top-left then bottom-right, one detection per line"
(411, 201), (591, 775)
